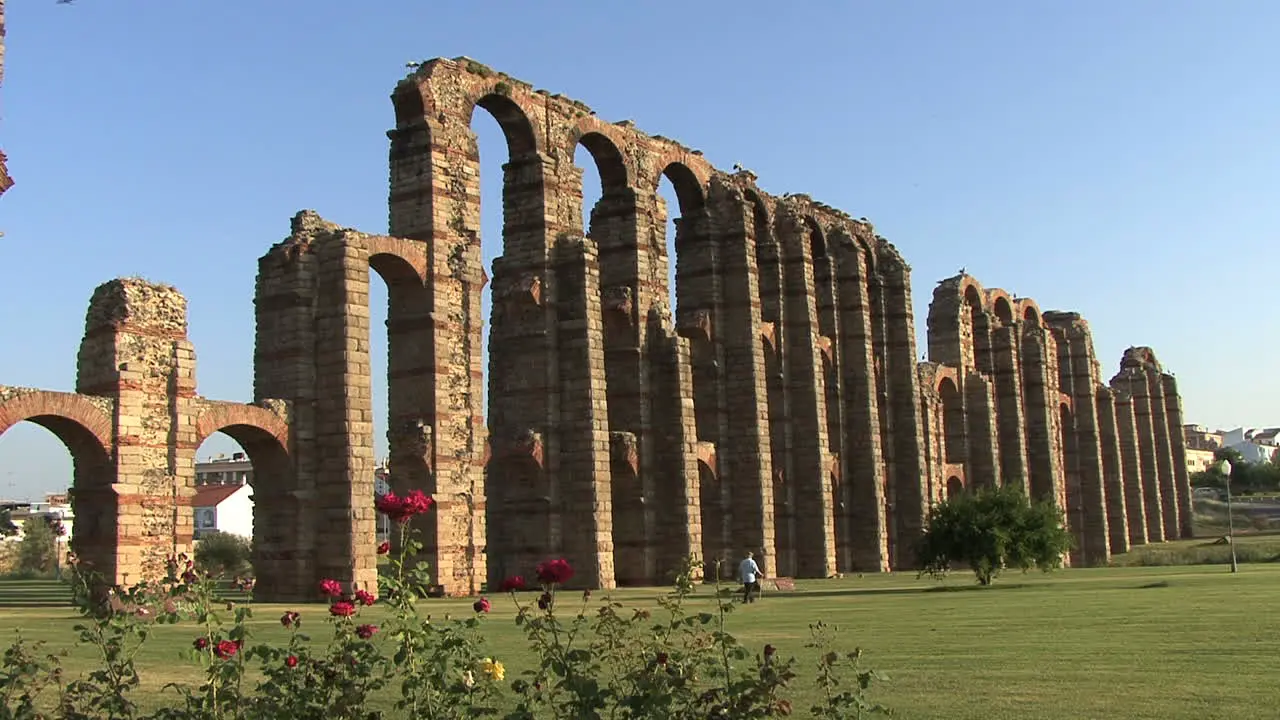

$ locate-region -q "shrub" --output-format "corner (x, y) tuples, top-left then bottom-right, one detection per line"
(193, 533), (252, 578)
(15, 516), (60, 576)
(917, 484), (1073, 586)
(0, 491), (890, 719)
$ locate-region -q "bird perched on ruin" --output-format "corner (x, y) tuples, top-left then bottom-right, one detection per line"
(958, 266), (967, 275)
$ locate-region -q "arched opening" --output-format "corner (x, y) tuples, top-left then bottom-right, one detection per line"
(1023, 305), (1041, 327)
(469, 92), (546, 590)
(939, 377), (965, 465)
(0, 418), (104, 582)
(993, 296), (1014, 326)
(192, 411), (292, 599)
(661, 163), (718, 448)
(946, 476), (963, 499)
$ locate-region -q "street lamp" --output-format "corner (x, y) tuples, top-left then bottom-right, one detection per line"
(1217, 458), (1238, 574)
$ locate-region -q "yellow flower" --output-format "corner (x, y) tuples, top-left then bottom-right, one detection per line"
(480, 657), (505, 682)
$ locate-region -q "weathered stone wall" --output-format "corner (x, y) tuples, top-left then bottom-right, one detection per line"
(922, 272), (1192, 567)
(0, 279), (294, 596)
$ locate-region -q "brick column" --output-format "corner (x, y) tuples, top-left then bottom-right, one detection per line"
(833, 230), (888, 572)
(1095, 388), (1130, 554)
(878, 246), (928, 569)
(1047, 315), (1109, 566)
(991, 325), (1029, 492)
(963, 373), (1001, 489)
(708, 180), (776, 579)
(1147, 371), (1179, 538)
(775, 206), (835, 578)
(1113, 394), (1149, 545)
(1161, 374), (1195, 538)
(76, 280), (196, 586)
(1019, 327), (1062, 503)
(648, 331), (702, 576)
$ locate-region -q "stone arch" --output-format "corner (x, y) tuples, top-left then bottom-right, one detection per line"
(193, 402), (294, 597)
(1018, 299), (1042, 327)
(367, 238), (428, 287)
(0, 390), (113, 473)
(805, 217), (828, 259)
(569, 122), (634, 193)
(659, 160), (707, 216)
(946, 476), (964, 499)
(0, 390), (116, 580)
(938, 376), (965, 465)
(467, 90), (541, 158)
(989, 291), (1015, 326)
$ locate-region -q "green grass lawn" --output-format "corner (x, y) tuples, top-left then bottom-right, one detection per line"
(2, 564), (1278, 719)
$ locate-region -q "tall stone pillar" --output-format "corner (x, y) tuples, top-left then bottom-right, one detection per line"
(991, 325), (1029, 492)
(1095, 388), (1130, 554)
(878, 246), (928, 569)
(775, 206), (835, 578)
(75, 280), (197, 586)
(833, 229), (888, 572)
(1110, 364), (1165, 542)
(1147, 373), (1180, 538)
(1161, 374), (1195, 538)
(1113, 395), (1148, 545)
(1046, 314), (1109, 565)
(1019, 327), (1062, 503)
(963, 373), (1001, 489)
(708, 180), (776, 579)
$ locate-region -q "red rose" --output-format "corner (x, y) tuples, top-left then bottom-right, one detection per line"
(318, 579), (342, 597)
(473, 597), (491, 613)
(280, 611), (300, 628)
(375, 490), (434, 523)
(329, 601), (357, 617)
(214, 640), (239, 660)
(193, 637), (209, 651)
(498, 576), (526, 593)
(537, 592), (552, 611)
(285, 655), (299, 668)
(536, 558), (574, 586)
(355, 624), (378, 640)
(354, 589), (376, 607)
(376, 541), (391, 555)
(656, 652), (669, 666)
(764, 644), (776, 658)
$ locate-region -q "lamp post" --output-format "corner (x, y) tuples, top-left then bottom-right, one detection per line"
(1218, 458), (1238, 574)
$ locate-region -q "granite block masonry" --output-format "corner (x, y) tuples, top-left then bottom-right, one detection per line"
(0, 57), (1194, 600)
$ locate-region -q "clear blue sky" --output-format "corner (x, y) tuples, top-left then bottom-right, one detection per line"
(1, 1), (1276, 500)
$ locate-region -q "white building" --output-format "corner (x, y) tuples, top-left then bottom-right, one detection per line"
(193, 483), (254, 540)
(1221, 427), (1280, 465)
(197, 453), (253, 486)
(1, 494), (73, 552)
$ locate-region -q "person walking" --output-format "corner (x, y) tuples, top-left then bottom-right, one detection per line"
(738, 551), (764, 603)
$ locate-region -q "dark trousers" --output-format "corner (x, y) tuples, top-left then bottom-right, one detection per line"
(741, 580), (760, 603)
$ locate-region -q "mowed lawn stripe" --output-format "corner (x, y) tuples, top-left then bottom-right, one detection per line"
(0, 565), (1277, 719)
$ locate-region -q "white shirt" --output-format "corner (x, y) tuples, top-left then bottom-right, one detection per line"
(739, 557), (761, 584)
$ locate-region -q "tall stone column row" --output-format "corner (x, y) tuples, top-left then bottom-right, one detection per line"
(922, 273), (1193, 567)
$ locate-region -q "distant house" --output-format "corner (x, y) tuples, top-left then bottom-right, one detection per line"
(193, 484), (253, 540)
(1221, 427), (1280, 465)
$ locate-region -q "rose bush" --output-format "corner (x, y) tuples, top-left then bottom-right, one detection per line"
(0, 492), (889, 719)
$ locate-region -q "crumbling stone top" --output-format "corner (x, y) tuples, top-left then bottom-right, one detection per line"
(1120, 346), (1162, 372)
(85, 278), (188, 336)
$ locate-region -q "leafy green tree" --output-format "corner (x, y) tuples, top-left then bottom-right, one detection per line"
(0, 508), (17, 537)
(917, 484), (1073, 586)
(15, 517), (57, 575)
(194, 532), (253, 578)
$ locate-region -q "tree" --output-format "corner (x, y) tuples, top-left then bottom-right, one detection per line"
(917, 484), (1073, 586)
(0, 507), (17, 537)
(15, 516), (57, 575)
(194, 532), (253, 578)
